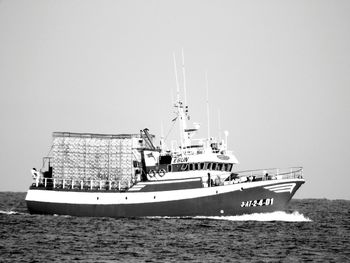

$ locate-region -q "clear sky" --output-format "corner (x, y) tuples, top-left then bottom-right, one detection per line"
(0, 0), (349, 199)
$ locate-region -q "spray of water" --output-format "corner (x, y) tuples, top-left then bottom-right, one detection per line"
(147, 211), (312, 222)
(195, 211), (312, 222)
(1, 210), (312, 222)
(0, 210), (19, 215)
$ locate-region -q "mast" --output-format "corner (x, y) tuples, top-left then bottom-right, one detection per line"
(173, 53), (180, 104)
(181, 49), (191, 147)
(160, 123), (165, 152)
(173, 52), (186, 148)
(181, 49), (188, 111)
(206, 71), (210, 140)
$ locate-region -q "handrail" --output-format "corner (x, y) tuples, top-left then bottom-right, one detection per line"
(235, 167), (303, 174)
(32, 177), (137, 191)
(231, 167), (303, 182)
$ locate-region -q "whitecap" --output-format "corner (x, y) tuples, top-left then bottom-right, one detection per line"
(144, 211), (311, 222)
(195, 211), (312, 222)
(0, 210), (19, 215)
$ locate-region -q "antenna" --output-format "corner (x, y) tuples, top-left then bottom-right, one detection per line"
(218, 109), (222, 141)
(205, 71), (210, 139)
(160, 123), (165, 151)
(173, 53), (180, 103)
(181, 49), (187, 107)
(173, 52), (184, 147)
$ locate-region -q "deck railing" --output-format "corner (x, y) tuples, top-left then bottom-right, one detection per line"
(32, 177), (135, 191)
(227, 167), (303, 184)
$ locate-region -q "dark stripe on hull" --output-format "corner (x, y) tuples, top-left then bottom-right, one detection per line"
(26, 181), (303, 218)
(140, 179), (203, 192)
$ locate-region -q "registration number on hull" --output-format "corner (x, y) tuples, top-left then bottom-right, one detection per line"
(240, 198), (274, 208)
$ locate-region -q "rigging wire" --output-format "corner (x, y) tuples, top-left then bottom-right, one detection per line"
(164, 117), (177, 142)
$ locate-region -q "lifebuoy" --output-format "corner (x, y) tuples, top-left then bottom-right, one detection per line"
(148, 170), (156, 178)
(158, 169), (166, 177)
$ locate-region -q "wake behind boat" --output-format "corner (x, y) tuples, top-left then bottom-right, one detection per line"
(25, 55), (305, 218)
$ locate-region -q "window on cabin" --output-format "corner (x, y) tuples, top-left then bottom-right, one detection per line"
(218, 163), (223, 171)
(200, 163), (205, 170)
(207, 162), (212, 170)
(167, 164), (172, 172)
(212, 163), (217, 170)
(194, 163), (199, 170)
(222, 163), (226, 171)
(181, 163), (188, 171)
(189, 163), (194, 171)
(175, 164), (182, 172)
(227, 163), (233, 172)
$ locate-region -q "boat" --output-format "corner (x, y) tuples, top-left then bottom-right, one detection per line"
(25, 57), (305, 218)
(25, 108), (304, 218)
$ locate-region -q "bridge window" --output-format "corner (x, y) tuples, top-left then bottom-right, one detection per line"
(167, 164), (172, 172)
(222, 164), (227, 171)
(175, 164), (182, 172)
(200, 163), (205, 170)
(218, 163), (223, 171)
(194, 163), (199, 170)
(206, 162), (212, 170)
(189, 163), (194, 171)
(212, 163), (217, 170)
(181, 163), (188, 171)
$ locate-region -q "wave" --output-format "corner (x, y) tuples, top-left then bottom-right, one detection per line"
(147, 211), (311, 222)
(0, 209), (29, 216)
(195, 211), (312, 222)
(0, 209), (20, 215)
(0, 210), (311, 222)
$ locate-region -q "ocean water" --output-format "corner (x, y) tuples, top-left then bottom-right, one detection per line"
(0, 193), (349, 262)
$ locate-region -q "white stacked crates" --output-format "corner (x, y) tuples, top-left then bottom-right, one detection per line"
(52, 132), (143, 188)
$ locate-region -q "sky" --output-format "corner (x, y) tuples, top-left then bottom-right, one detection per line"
(0, 0), (349, 199)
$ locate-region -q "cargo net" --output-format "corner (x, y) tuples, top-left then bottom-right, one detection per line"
(52, 135), (134, 188)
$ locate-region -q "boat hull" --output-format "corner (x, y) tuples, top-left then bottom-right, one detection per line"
(26, 179), (304, 218)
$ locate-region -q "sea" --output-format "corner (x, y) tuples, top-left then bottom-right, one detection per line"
(0, 192), (349, 262)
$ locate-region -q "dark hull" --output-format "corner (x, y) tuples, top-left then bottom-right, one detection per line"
(26, 180), (304, 218)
